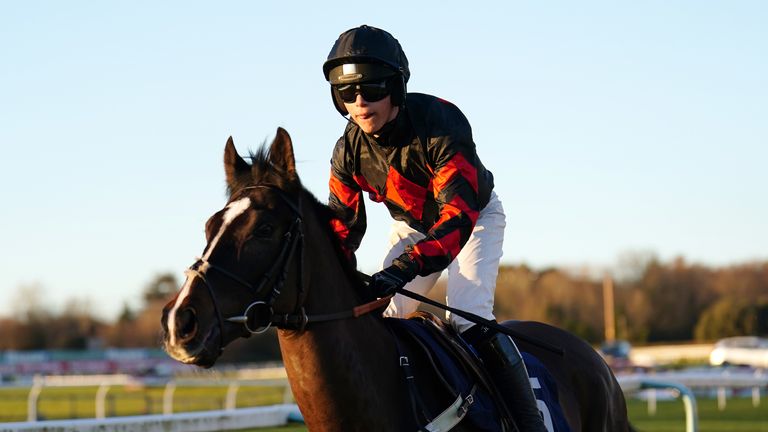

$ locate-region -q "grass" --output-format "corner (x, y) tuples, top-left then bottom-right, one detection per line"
(236, 426), (306, 432)
(627, 396), (768, 432)
(243, 398), (768, 432)
(0, 385), (286, 422)
(2, 386), (766, 431)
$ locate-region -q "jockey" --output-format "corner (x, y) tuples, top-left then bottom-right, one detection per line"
(323, 25), (546, 431)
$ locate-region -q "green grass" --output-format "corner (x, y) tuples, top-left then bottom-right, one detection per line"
(2, 386), (766, 431)
(0, 385), (287, 422)
(235, 426), (306, 432)
(253, 398), (767, 432)
(242, 398), (768, 432)
(627, 396), (768, 431)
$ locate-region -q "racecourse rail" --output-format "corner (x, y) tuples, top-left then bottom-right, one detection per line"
(1, 367), (765, 432)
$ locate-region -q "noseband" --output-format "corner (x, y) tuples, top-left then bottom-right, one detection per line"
(183, 184), (389, 353)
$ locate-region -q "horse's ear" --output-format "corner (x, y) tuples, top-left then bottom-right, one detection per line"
(269, 127), (297, 180)
(224, 136), (251, 190)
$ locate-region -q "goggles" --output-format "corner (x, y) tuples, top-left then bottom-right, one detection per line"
(334, 80), (391, 104)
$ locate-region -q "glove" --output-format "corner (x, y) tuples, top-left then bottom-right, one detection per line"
(370, 262), (417, 298)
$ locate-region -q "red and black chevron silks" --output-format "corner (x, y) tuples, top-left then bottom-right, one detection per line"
(328, 93), (494, 275)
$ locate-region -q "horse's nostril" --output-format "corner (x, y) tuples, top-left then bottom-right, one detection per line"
(177, 308), (198, 340)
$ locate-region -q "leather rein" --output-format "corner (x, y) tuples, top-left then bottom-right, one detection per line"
(183, 184), (389, 352)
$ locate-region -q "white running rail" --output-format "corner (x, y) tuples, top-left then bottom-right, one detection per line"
(1, 404), (297, 432)
(618, 369), (768, 432)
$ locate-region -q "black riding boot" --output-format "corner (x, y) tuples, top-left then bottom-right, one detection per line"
(464, 325), (547, 432)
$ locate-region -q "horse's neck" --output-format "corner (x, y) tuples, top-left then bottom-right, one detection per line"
(277, 203), (404, 428)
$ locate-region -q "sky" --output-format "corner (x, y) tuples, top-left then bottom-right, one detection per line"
(1, 2), (766, 321)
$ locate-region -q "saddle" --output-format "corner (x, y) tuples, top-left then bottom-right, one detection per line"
(387, 311), (513, 432)
(387, 312), (572, 432)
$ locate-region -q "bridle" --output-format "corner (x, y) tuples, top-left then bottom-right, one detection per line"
(183, 184), (389, 352)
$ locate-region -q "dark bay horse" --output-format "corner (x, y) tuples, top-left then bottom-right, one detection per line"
(161, 128), (632, 431)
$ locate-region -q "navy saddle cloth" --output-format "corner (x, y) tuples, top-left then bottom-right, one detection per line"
(388, 313), (570, 432)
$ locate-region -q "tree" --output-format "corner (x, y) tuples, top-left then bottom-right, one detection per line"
(117, 302), (136, 323)
(10, 283), (49, 322)
(695, 297), (768, 340)
(8, 283), (51, 349)
(492, 265), (603, 343)
(45, 297), (104, 349)
(143, 273), (179, 304)
(620, 257), (717, 342)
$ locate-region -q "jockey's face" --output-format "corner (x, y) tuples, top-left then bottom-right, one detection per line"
(344, 94), (399, 136)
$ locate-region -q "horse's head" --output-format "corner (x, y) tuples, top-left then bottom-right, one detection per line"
(161, 128), (305, 367)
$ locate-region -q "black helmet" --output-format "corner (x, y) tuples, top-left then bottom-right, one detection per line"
(323, 25), (409, 115)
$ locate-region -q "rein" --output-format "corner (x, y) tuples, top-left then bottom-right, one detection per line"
(358, 273), (565, 356)
(183, 184), (388, 352)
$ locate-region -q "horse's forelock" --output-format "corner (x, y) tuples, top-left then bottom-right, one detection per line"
(226, 146), (297, 197)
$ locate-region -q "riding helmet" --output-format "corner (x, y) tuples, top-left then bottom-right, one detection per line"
(323, 25), (410, 115)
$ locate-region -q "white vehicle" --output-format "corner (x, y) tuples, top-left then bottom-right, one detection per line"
(709, 336), (768, 368)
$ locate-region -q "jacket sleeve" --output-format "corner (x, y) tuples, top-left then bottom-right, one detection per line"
(328, 136), (366, 255)
(398, 102), (483, 276)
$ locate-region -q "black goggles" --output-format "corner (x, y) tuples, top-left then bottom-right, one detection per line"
(334, 80), (391, 104)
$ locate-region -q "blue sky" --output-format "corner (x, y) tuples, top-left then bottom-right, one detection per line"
(1, 2), (766, 320)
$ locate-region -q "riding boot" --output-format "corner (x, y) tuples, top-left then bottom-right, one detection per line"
(464, 325), (547, 432)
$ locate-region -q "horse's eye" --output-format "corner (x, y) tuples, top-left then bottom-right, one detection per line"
(253, 224), (274, 238)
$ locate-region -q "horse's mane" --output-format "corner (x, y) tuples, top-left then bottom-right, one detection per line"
(302, 189), (369, 293)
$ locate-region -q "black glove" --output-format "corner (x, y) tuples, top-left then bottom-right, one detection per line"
(370, 262), (417, 298)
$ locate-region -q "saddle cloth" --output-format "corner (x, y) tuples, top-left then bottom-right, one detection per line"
(521, 352), (571, 432)
(388, 312), (570, 432)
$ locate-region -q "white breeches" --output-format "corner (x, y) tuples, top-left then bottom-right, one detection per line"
(382, 191), (506, 333)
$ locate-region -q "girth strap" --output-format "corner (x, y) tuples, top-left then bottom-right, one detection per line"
(389, 322), (479, 432)
(425, 387), (477, 432)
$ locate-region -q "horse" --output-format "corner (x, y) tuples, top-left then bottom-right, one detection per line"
(161, 128), (632, 431)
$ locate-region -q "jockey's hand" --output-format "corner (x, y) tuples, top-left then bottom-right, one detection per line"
(370, 262), (417, 298)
